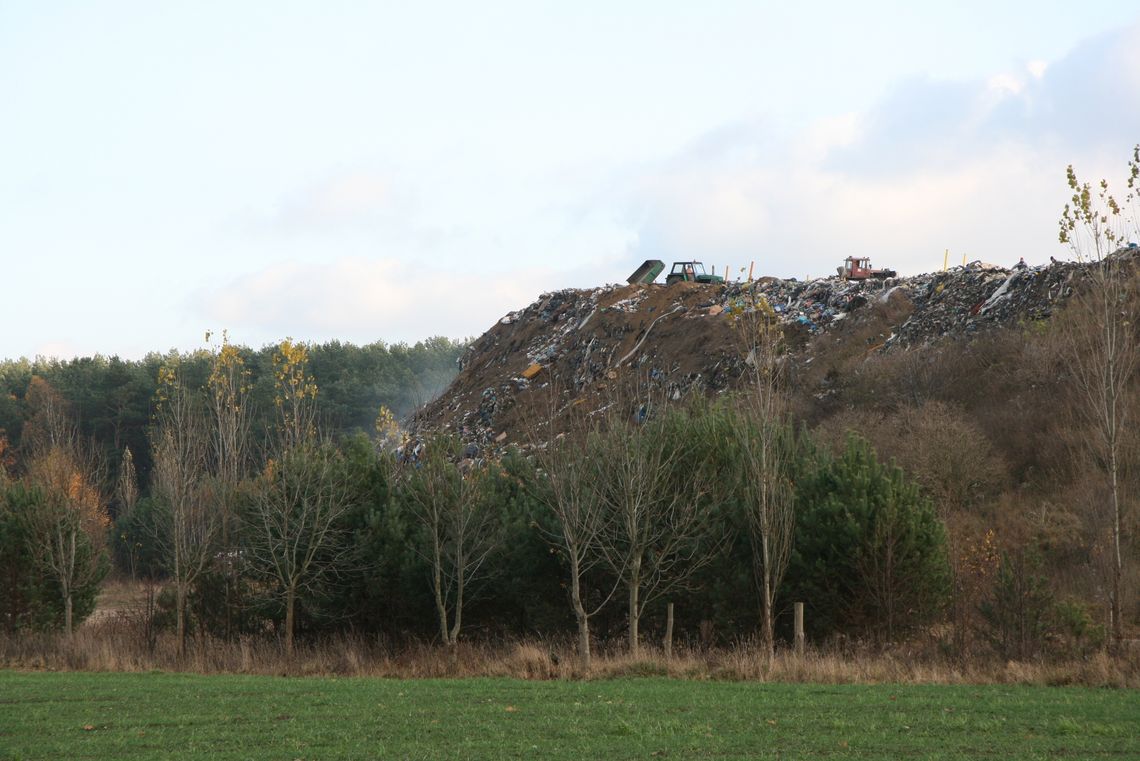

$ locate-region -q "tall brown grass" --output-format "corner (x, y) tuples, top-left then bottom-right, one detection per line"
(2, 614), (1136, 686)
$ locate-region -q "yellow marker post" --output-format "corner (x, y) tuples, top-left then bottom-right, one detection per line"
(943, 249), (948, 272)
(962, 252), (966, 266)
(748, 261), (755, 281)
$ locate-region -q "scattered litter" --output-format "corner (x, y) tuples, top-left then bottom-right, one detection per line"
(409, 250), (1137, 454)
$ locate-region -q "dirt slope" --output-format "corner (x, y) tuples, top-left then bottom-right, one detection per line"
(408, 251), (1135, 452)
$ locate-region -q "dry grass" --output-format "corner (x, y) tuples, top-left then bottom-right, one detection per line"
(2, 614), (1137, 687)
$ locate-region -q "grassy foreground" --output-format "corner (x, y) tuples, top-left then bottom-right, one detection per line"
(0, 671), (1136, 760)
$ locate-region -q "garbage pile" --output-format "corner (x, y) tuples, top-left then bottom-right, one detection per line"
(881, 259), (1086, 347)
(716, 257), (1094, 344)
(409, 249), (1137, 453)
(414, 281), (743, 451)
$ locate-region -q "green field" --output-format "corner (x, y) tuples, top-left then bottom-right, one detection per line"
(0, 671), (1136, 760)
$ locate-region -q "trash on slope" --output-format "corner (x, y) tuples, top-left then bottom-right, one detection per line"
(411, 249), (1137, 453)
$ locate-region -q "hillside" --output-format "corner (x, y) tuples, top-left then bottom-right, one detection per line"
(411, 254), (1110, 452)
(408, 250), (1140, 645)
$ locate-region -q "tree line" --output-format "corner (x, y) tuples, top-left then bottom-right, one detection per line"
(0, 329), (955, 668)
(0, 335), (464, 492)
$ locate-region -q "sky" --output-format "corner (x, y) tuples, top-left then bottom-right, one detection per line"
(2, 1), (1138, 360)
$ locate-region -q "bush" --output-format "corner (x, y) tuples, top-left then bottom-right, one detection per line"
(0, 483), (105, 632)
(785, 434), (951, 642)
(978, 548), (1053, 660)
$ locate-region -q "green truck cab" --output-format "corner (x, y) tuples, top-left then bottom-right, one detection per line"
(665, 261), (724, 285)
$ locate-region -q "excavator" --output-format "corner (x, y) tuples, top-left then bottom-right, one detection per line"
(838, 256), (897, 281)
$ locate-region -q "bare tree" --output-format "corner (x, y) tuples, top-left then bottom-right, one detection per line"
(23, 446), (109, 636)
(21, 380), (108, 636)
(248, 440), (354, 656)
(402, 435), (498, 669)
(149, 363), (217, 653)
(116, 446), (139, 521)
(115, 446), (140, 578)
(206, 331), (252, 638)
(245, 340), (354, 657)
(206, 331), (251, 523)
(21, 376), (72, 456)
(1057, 149), (1140, 645)
(730, 286), (796, 663)
(594, 392), (717, 658)
(529, 398), (620, 671)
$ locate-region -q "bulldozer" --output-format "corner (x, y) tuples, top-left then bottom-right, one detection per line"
(838, 256), (897, 281)
(664, 261), (724, 285)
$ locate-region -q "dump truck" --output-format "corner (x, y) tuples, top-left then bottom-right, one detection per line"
(627, 259), (665, 284)
(665, 261), (724, 285)
(838, 256), (897, 280)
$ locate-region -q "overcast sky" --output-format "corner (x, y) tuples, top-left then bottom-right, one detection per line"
(2, 2), (1138, 360)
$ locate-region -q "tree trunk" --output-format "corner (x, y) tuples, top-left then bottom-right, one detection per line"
(794, 602), (805, 657)
(444, 550), (465, 673)
(760, 533), (774, 665)
(175, 584), (187, 654)
(64, 592), (73, 638)
(885, 541), (896, 643)
(432, 534), (450, 646)
(1110, 447), (1124, 646)
(224, 574), (233, 642)
(576, 612), (591, 671)
(570, 565), (591, 671)
(447, 640), (459, 671)
(284, 584), (296, 657)
(64, 528), (76, 638)
(628, 557), (641, 657)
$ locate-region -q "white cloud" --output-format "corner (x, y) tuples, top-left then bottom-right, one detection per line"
(198, 257), (563, 345)
(617, 21), (1140, 280)
(986, 72), (1025, 96)
(31, 340), (85, 361)
(295, 173), (393, 222)
(233, 169), (416, 233)
(201, 20), (1140, 348)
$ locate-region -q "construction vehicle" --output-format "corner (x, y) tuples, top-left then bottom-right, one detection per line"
(665, 261), (724, 285)
(627, 259), (665, 284)
(837, 256), (897, 281)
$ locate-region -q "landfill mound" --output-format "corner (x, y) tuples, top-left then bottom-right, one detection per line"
(409, 251), (1135, 452)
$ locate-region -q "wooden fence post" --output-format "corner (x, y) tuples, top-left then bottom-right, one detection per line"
(664, 602), (675, 660)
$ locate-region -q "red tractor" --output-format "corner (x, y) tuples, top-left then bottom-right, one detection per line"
(837, 256), (897, 280)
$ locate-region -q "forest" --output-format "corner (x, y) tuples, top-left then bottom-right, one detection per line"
(0, 334), (953, 668)
(0, 336), (463, 487)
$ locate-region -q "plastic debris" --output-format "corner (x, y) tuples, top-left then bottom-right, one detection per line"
(408, 249), (1138, 454)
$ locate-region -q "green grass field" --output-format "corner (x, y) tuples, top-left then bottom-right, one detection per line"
(0, 671), (1136, 760)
